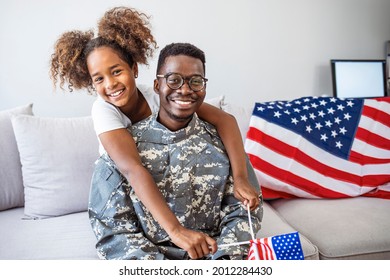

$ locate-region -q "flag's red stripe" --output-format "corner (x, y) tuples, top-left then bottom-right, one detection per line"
(248, 247), (255, 260)
(248, 153), (350, 198)
(374, 97), (390, 103)
(261, 186), (298, 199)
(355, 127), (390, 152)
(247, 127), (390, 187)
(248, 246), (255, 260)
(263, 238), (275, 260)
(260, 241), (269, 260)
(362, 189), (390, 199)
(349, 150), (390, 164)
(361, 105), (390, 128)
(257, 240), (266, 260)
(258, 238), (273, 260)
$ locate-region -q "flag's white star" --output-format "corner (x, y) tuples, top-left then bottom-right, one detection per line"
(319, 100), (327, 106)
(337, 104), (345, 111)
(257, 106), (265, 111)
(291, 118), (299, 125)
(339, 127), (347, 134)
(325, 120), (333, 127)
(344, 113), (351, 120)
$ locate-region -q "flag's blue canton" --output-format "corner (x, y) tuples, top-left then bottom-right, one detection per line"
(272, 232), (304, 260)
(252, 96), (364, 159)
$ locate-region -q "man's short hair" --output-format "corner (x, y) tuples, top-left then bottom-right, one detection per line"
(156, 43), (206, 74)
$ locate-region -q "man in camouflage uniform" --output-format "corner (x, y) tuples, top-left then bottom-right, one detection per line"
(88, 43), (263, 260)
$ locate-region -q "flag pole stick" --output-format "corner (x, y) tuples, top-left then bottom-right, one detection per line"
(218, 240), (251, 248)
(247, 204), (256, 241)
(247, 204), (260, 259)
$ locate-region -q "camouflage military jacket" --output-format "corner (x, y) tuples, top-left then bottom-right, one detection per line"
(88, 113), (262, 260)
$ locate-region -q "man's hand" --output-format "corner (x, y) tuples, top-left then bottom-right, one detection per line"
(233, 177), (261, 211)
(168, 226), (217, 259)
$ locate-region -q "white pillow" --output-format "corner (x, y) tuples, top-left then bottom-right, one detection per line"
(11, 115), (99, 219)
(0, 104), (33, 211)
(204, 95), (225, 108)
(221, 101), (254, 141)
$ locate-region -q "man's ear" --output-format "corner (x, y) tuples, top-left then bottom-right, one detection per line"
(153, 79), (160, 94)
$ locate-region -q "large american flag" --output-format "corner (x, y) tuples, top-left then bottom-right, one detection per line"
(248, 232), (304, 260)
(245, 96), (390, 199)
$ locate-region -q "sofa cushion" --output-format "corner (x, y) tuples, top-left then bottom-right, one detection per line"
(269, 197), (390, 259)
(258, 202), (319, 260)
(245, 96), (390, 199)
(0, 208), (98, 259)
(11, 115), (99, 219)
(0, 104), (33, 211)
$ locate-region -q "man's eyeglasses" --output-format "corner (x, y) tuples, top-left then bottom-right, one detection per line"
(156, 73), (208, 92)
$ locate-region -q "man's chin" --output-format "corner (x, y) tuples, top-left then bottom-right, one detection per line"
(170, 113), (193, 122)
(157, 110), (195, 131)
(165, 108), (195, 122)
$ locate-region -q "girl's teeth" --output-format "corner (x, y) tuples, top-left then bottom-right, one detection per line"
(110, 90), (123, 97)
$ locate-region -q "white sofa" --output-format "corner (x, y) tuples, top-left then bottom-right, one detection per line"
(0, 98), (389, 260)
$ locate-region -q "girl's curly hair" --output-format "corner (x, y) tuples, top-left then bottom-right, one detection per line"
(50, 6), (157, 93)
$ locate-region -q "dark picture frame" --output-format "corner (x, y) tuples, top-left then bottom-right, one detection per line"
(331, 59), (387, 98)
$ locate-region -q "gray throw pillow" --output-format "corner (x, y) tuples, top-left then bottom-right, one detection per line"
(0, 104), (33, 211)
(11, 115), (99, 219)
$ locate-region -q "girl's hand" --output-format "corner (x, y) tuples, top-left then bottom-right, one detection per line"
(233, 177), (260, 211)
(168, 225), (217, 259)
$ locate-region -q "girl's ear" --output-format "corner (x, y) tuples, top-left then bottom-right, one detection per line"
(133, 63), (139, 78)
(153, 79), (160, 94)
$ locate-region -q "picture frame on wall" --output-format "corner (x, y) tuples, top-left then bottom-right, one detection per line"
(331, 59), (387, 99)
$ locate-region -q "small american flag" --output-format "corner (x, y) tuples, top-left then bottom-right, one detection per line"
(248, 232), (304, 260)
(245, 96), (390, 199)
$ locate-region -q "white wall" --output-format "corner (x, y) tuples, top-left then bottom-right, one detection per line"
(1, 0), (389, 117)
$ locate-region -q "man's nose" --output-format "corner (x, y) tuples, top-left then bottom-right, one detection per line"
(178, 80), (193, 95)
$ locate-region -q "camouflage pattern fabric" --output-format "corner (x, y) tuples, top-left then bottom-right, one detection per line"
(88, 113), (263, 260)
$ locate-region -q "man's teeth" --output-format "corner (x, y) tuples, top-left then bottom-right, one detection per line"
(109, 90), (123, 97)
(175, 100), (191, 105)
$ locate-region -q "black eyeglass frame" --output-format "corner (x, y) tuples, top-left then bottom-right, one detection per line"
(156, 72), (208, 92)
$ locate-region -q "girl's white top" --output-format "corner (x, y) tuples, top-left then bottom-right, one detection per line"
(91, 84), (159, 155)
